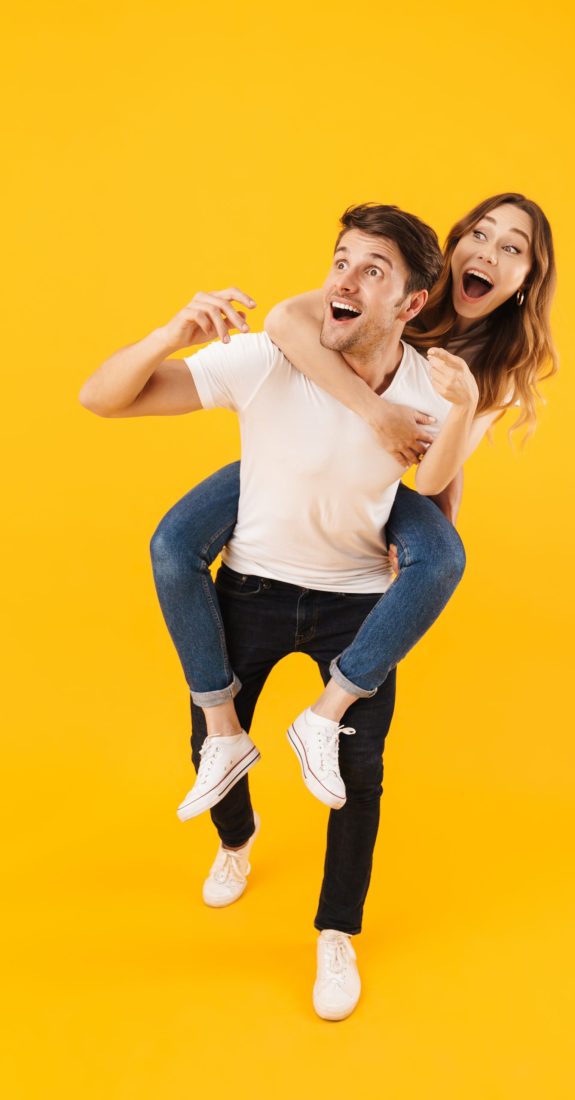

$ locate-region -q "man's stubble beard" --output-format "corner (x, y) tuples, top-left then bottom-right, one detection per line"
(320, 314), (394, 357)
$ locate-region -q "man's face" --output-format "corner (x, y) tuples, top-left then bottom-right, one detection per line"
(320, 229), (413, 356)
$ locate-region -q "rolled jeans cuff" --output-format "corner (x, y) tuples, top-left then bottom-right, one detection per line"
(190, 673), (242, 708)
(328, 658), (378, 699)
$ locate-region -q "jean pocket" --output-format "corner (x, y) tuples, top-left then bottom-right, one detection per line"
(216, 565), (263, 597)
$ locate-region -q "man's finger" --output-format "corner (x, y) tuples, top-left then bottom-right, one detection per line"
(218, 287), (257, 308)
(201, 293), (250, 332)
(192, 305), (229, 343)
(414, 412), (436, 424)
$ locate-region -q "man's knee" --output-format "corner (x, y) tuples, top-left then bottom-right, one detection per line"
(341, 755), (384, 801)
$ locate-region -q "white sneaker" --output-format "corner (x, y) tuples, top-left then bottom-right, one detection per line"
(287, 708), (355, 809)
(313, 930), (361, 1021)
(202, 812), (261, 908)
(176, 731), (260, 821)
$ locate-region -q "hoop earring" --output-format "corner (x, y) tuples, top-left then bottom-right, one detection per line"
(516, 288), (525, 306)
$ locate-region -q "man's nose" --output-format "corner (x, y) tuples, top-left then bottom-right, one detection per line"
(335, 267), (360, 292)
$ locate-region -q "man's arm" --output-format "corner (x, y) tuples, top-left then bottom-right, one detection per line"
(264, 292), (437, 466)
(79, 288), (256, 417)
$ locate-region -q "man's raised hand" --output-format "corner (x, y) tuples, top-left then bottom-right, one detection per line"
(160, 288), (257, 353)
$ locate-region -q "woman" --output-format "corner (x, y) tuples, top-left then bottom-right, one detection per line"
(151, 192), (557, 828)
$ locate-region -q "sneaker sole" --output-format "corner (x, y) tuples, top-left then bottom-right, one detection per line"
(286, 727), (345, 810)
(177, 747), (261, 821)
(312, 990), (360, 1021)
(202, 882), (248, 908)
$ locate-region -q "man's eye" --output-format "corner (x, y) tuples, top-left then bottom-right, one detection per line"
(367, 268), (381, 277)
(335, 261), (346, 270)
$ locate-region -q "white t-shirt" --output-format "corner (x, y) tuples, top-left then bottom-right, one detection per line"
(186, 332), (452, 593)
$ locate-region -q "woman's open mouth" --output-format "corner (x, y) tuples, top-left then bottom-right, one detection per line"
(330, 299), (363, 323)
(461, 269), (494, 302)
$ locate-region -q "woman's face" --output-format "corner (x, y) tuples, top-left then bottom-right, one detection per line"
(450, 203), (533, 323)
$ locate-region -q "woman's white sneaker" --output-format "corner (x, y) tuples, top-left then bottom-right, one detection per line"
(202, 812), (261, 907)
(176, 732), (260, 821)
(287, 708), (354, 809)
(313, 929), (361, 1021)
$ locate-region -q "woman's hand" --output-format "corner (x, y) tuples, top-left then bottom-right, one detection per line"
(368, 400), (437, 466)
(159, 288), (257, 353)
(427, 348), (479, 410)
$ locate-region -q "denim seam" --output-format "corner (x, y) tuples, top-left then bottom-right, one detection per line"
(198, 521), (237, 561)
(195, 520), (237, 691)
(199, 569), (235, 688)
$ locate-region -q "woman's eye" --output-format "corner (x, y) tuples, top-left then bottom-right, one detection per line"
(472, 229), (486, 240)
(503, 245), (520, 254)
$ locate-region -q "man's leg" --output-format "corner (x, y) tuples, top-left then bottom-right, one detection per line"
(190, 565), (294, 849)
(313, 666), (396, 935)
(190, 673), (268, 850)
(295, 589), (396, 1019)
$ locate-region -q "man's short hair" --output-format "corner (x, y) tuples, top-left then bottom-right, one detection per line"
(336, 203), (443, 294)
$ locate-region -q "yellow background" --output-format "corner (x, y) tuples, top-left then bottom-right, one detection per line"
(3, 1), (574, 1096)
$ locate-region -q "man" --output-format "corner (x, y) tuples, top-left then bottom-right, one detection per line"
(80, 204), (463, 1020)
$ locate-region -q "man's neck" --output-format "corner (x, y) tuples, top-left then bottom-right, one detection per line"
(342, 337), (405, 395)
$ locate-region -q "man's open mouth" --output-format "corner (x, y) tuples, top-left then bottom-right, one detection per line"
(461, 269), (494, 301)
(330, 299), (362, 322)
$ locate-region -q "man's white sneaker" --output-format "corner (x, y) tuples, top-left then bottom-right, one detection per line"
(313, 929), (361, 1021)
(176, 731), (260, 821)
(202, 812), (261, 908)
(287, 708), (355, 809)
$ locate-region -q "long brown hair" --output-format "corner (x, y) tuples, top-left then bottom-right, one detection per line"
(405, 193), (559, 438)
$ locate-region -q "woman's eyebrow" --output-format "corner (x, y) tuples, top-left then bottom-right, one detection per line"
(480, 214), (531, 246)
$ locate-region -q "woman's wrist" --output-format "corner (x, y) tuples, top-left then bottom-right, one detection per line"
(360, 385), (388, 427)
(449, 397), (477, 420)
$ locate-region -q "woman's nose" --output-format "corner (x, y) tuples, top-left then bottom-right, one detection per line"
(477, 247), (497, 265)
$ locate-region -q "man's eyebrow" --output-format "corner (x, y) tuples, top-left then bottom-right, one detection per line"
(479, 214), (531, 247)
(334, 245), (393, 269)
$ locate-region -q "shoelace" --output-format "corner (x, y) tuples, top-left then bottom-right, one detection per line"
(321, 935), (353, 987)
(197, 737), (221, 783)
(212, 850), (247, 885)
(317, 724), (355, 775)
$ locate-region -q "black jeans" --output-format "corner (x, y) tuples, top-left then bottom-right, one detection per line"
(190, 563), (397, 935)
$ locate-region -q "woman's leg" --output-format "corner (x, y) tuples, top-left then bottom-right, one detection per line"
(312, 483), (466, 721)
(150, 461), (242, 734)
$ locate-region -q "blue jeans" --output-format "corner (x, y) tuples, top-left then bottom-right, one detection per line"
(193, 563), (397, 934)
(150, 462), (466, 705)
